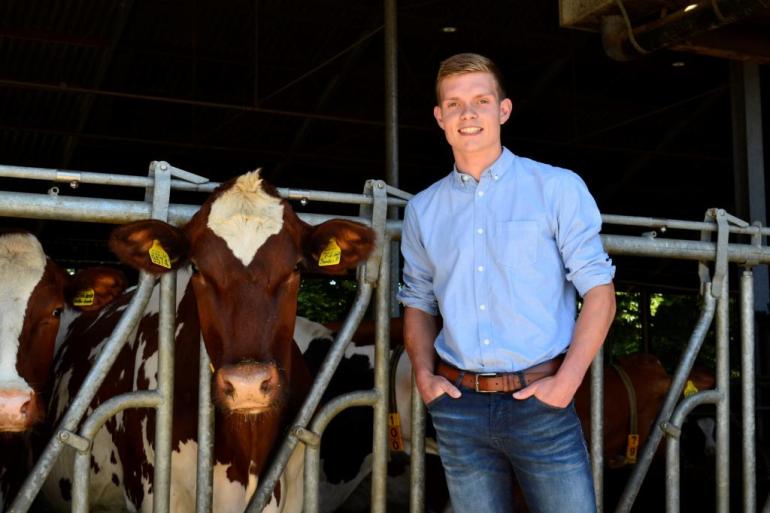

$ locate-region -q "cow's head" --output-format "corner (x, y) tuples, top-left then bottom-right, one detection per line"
(109, 170), (375, 415)
(0, 232), (126, 433)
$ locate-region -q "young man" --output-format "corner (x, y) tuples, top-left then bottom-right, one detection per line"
(398, 53), (616, 513)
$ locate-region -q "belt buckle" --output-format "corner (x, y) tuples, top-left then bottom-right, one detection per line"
(474, 372), (498, 393)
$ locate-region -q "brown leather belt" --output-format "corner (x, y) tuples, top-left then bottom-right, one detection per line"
(436, 356), (564, 393)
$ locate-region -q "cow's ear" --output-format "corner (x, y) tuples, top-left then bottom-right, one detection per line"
(109, 220), (189, 274)
(303, 220), (375, 275)
(66, 267), (128, 312)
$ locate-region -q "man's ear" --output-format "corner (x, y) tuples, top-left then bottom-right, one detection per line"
(303, 219), (376, 275)
(499, 98), (512, 125)
(109, 220), (189, 274)
(66, 267), (127, 312)
(433, 105), (445, 130)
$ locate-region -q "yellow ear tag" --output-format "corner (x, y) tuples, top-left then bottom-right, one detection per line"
(73, 288), (95, 307)
(388, 413), (404, 452)
(149, 239), (172, 269)
(683, 380), (699, 398)
(318, 238), (342, 267)
(209, 362), (215, 374)
(626, 434), (640, 464)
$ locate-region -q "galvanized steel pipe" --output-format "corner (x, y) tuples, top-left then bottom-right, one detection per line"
(153, 271), (177, 513)
(716, 279), (731, 513)
(304, 391), (379, 513)
(196, 340), (215, 513)
(409, 372), (426, 513)
(371, 240), (391, 513)
(72, 390), (161, 513)
(665, 390), (721, 513)
(742, 270), (758, 513)
(591, 348), (604, 513)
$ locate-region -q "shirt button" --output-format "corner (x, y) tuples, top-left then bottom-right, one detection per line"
(477, 266), (484, 272)
(483, 338), (490, 345)
(493, 175), (499, 181)
(461, 175), (469, 182)
(478, 191), (484, 197)
(477, 228), (484, 234)
(479, 304), (486, 311)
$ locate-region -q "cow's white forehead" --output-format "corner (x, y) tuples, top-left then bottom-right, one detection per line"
(0, 233), (47, 390)
(207, 170), (285, 267)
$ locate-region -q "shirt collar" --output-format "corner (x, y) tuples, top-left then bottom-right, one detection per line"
(452, 147), (515, 188)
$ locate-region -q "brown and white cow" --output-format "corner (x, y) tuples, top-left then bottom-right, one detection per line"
(0, 231), (125, 511)
(43, 171), (375, 513)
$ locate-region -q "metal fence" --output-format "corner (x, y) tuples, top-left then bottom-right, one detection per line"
(0, 161), (767, 513)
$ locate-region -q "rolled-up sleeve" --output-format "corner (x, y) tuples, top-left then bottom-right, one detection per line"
(398, 201), (439, 315)
(555, 173), (615, 297)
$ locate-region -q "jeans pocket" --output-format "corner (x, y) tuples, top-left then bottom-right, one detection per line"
(530, 395), (570, 411)
(425, 392), (449, 410)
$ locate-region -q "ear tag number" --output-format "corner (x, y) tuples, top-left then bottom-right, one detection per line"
(626, 434), (640, 464)
(318, 238), (342, 267)
(683, 380), (699, 398)
(388, 413), (404, 452)
(73, 288), (95, 307)
(149, 239), (172, 269)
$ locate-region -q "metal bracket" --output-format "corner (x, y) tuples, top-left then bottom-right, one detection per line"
(360, 180), (388, 284)
(291, 426), (321, 448)
(659, 421), (682, 439)
(57, 430), (91, 453)
(699, 208), (749, 298)
(166, 163), (209, 184)
(145, 161), (172, 222)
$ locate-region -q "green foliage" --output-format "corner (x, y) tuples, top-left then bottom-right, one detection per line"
(605, 290), (717, 373)
(297, 278), (358, 324)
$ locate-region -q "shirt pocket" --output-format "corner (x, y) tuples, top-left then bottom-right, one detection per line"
(491, 220), (539, 268)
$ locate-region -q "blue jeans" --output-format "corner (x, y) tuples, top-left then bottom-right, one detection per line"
(428, 390), (596, 513)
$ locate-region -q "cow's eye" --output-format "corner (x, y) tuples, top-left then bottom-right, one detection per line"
(293, 262), (302, 273)
(52, 307), (64, 318)
(190, 262), (199, 274)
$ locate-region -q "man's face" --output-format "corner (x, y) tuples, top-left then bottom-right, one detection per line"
(434, 72), (512, 162)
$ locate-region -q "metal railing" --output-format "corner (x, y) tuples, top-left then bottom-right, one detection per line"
(0, 161), (766, 513)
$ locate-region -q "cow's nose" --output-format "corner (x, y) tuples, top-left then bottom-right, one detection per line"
(0, 389), (37, 432)
(215, 363), (281, 413)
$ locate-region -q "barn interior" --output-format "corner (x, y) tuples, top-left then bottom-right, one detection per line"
(0, 2), (769, 509)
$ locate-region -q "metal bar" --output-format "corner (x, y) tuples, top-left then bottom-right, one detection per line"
(615, 285), (717, 513)
(304, 391), (379, 513)
(665, 390), (721, 513)
(71, 390), (161, 513)
(409, 372), (426, 513)
(8, 273), (156, 513)
(384, 0), (401, 319)
(153, 270), (177, 513)
(246, 278), (374, 513)
(742, 270), (757, 513)
(601, 214), (770, 236)
(371, 241), (391, 513)
(0, 164), (409, 207)
(196, 340), (215, 513)
(716, 278), (730, 513)
(600, 234), (770, 263)
(0, 191), (404, 229)
(591, 347), (604, 513)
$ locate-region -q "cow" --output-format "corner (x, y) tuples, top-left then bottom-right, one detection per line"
(0, 231), (125, 511)
(41, 170), (375, 513)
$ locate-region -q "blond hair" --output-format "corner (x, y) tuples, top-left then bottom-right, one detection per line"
(435, 53), (506, 104)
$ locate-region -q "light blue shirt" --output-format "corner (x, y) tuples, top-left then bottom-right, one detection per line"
(398, 148), (615, 373)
